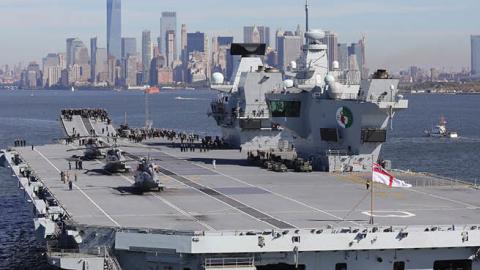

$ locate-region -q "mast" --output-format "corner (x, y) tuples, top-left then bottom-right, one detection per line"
(305, 0), (309, 44)
(305, 0), (309, 32)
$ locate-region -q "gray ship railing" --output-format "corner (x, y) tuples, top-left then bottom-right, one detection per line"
(204, 257), (255, 268)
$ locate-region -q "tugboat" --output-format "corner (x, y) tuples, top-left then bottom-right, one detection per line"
(425, 116), (458, 138)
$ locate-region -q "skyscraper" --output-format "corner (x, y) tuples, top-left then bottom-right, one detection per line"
(165, 30), (176, 67)
(107, 0), (122, 60)
(277, 32), (303, 71)
(187, 32), (207, 55)
(160, 12), (177, 56)
(142, 30), (152, 84)
(471, 35), (480, 75)
(321, 31), (338, 71)
(121, 37), (137, 59)
(66, 38), (83, 68)
(337, 43), (348, 71)
(90, 37), (98, 82)
(244, 26), (270, 47)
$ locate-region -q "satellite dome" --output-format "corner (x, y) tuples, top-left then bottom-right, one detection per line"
(305, 29), (325, 41)
(325, 74), (336, 84)
(332, 61), (340, 70)
(284, 79), (294, 88)
(212, 73), (225, 85)
(290, 61), (297, 69)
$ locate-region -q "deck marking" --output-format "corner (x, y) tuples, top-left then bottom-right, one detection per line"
(34, 148), (121, 227)
(361, 211), (415, 218)
(408, 188), (479, 209)
(162, 150), (361, 227)
(125, 145), (295, 229)
(92, 159), (216, 231)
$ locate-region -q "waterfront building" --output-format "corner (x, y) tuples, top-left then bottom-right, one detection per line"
(107, 0), (122, 60)
(149, 55), (172, 85)
(471, 35), (480, 75)
(244, 26), (270, 47)
(142, 30), (152, 84)
(94, 48), (108, 84)
(160, 12), (177, 56)
(42, 53), (61, 87)
(124, 54), (138, 87)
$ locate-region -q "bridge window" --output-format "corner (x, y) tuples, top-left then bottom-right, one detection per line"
(434, 260), (472, 270)
(335, 263), (347, 270)
(269, 101), (301, 118)
(393, 261), (405, 270)
(361, 129), (387, 143)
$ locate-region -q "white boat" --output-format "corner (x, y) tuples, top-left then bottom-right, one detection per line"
(425, 116), (459, 138)
(71, 86), (75, 92)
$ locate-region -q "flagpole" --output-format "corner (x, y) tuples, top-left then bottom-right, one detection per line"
(369, 155), (374, 225)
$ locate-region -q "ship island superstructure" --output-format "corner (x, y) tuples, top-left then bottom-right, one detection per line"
(209, 43), (289, 151)
(266, 30), (408, 172)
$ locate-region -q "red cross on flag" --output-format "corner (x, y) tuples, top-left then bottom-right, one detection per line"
(372, 163), (412, 188)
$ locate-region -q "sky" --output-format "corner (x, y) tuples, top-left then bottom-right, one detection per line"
(1, 0), (479, 72)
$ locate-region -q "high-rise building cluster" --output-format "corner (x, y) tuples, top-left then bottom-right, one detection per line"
(6, 0), (375, 89)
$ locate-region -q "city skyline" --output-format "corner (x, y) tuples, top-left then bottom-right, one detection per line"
(1, 0), (479, 71)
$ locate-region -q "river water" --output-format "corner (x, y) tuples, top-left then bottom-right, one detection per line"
(0, 89), (479, 269)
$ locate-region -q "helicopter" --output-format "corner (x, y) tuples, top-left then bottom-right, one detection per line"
(103, 147), (131, 173)
(132, 157), (165, 192)
(66, 136), (106, 160)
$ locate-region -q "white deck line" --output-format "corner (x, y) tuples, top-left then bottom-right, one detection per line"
(35, 148), (121, 227)
(160, 148), (362, 227)
(408, 188), (479, 209)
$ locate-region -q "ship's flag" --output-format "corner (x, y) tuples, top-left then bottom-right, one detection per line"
(372, 163), (412, 188)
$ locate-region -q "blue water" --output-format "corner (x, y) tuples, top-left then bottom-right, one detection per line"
(0, 89), (479, 269)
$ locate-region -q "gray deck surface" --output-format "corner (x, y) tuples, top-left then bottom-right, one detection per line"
(15, 139), (480, 232)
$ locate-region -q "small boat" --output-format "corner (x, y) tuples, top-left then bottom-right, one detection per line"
(425, 116), (459, 138)
(145, 87), (160, 94)
(71, 86), (75, 92)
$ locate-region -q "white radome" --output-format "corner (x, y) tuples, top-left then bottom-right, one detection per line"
(332, 61), (340, 70)
(290, 61), (297, 69)
(284, 79), (294, 88)
(212, 73), (225, 85)
(305, 29), (325, 41)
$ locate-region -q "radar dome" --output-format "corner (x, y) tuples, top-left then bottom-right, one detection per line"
(305, 29), (325, 41)
(212, 72), (224, 85)
(290, 61), (297, 69)
(284, 79), (294, 88)
(325, 74), (336, 84)
(332, 61), (340, 70)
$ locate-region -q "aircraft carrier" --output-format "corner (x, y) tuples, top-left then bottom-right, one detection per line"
(1, 108), (480, 270)
(2, 2), (480, 269)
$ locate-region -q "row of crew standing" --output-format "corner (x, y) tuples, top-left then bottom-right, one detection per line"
(61, 108), (111, 123)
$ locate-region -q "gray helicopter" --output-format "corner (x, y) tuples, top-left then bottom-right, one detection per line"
(133, 157), (165, 192)
(66, 137), (105, 160)
(103, 147), (130, 173)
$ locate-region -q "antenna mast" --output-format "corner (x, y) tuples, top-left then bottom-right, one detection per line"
(305, 0), (309, 32)
(305, 0), (310, 44)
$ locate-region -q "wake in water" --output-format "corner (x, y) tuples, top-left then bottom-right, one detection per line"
(175, 96), (208, 101)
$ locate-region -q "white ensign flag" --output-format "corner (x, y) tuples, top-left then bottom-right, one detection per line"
(372, 163), (412, 188)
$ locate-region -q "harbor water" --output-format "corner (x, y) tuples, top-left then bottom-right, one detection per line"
(0, 89), (479, 269)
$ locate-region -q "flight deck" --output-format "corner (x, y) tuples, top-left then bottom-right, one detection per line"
(12, 139), (480, 232)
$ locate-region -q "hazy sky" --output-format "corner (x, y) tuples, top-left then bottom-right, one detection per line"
(1, 0), (479, 71)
